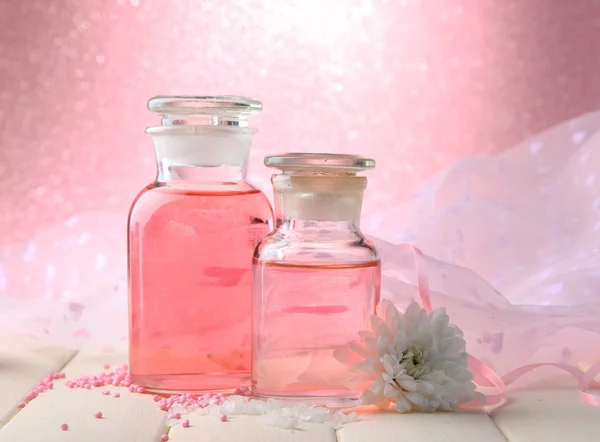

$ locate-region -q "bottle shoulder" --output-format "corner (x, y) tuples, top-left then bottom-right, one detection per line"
(128, 182), (273, 225)
(254, 229), (379, 264)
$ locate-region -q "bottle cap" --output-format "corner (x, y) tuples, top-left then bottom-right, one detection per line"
(265, 153), (375, 174)
(148, 96), (262, 116)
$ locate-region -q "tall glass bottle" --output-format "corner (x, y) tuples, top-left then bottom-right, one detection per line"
(128, 96), (273, 393)
(252, 153), (381, 406)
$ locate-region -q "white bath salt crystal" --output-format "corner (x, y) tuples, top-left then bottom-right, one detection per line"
(196, 407), (209, 416)
(245, 403), (265, 415)
(208, 407), (225, 420)
(229, 397), (250, 414)
(332, 410), (345, 422)
(335, 410), (357, 423)
(265, 398), (282, 411)
(303, 406), (332, 423)
(264, 410), (299, 429)
(297, 406), (318, 421)
(219, 401), (234, 413)
(241, 398), (266, 415)
(184, 396), (357, 429)
(171, 404), (186, 413)
(325, 421), (343, 430)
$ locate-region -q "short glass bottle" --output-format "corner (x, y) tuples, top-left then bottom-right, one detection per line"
(128, 96), (273, 393)
(252, 153), (381, 407)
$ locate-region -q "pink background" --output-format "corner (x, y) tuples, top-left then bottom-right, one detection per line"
(1, 1), (599, 372)
(1, 0), (600, 245)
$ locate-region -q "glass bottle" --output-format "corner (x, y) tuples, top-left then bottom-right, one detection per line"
(252, 153), (381, 406)
(128, 96), (273, 393)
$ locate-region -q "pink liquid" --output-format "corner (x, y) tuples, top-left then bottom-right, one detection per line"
(251, 260), (381, 406)
(128, 184), (272, 393)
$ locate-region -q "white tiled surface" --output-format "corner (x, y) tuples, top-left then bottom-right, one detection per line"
(0, 335), (597, 442)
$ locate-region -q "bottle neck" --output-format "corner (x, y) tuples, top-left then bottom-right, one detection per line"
(158, 164), (248, 184)
(149, 127), (253, 184)
(272, 175), (366, 234)
(276, 219), (361, 237)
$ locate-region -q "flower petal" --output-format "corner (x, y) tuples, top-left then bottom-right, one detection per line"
(393, 333), (408, 355)
(364, 337), (378, 354)
(382, 372), (395, 384)
(394, 394), (412, 413)
(383, 381), (399, 399)
(341, 374), (374, 390)
(360, 389), (383, 406)
(358, 330), (375, 339)
(404, 391), (430, 411)
(333, 345), (364, 366)
(379, 299), (401, 326)
(397, 374), (417, 392)
(416, 380), (435, 395)
(377, 336), (395, 356)
(354, 357), (382, 374)
(382, 353), (400, 376)
(349, 341), (370, 358)
(369, 314), (385, 334)
(374, 398), (391, 410)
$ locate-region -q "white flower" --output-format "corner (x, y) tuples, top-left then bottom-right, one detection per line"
(334, 300), (485, 412)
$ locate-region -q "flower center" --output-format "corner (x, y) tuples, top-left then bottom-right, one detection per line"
(401, 343), (431, 378)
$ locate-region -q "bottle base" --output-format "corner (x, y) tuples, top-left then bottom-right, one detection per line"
(132, 372), (250, 395)
(252, 389), (360, 408)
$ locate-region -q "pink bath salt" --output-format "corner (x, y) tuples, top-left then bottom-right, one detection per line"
(60, 423), (69, 431)
(102, 364), (110, 370)
(102, 390), (110, 396)
(94, 411), (103, 419)
(153, 395), (161, 402)
(17, 402), (26, 409)
(160, 434), (169, 441)
(181, 419), (190, 428)
(113, 393), (121, 398)
(219, 414), (227, 422)
(174, 413), (181, 420)
(136, 386), (146, 393)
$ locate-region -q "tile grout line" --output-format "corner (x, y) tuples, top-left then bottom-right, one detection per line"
(484, 408), (510, 442)
(0, 348), (80, 431)
(335, 422), (345, 442)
